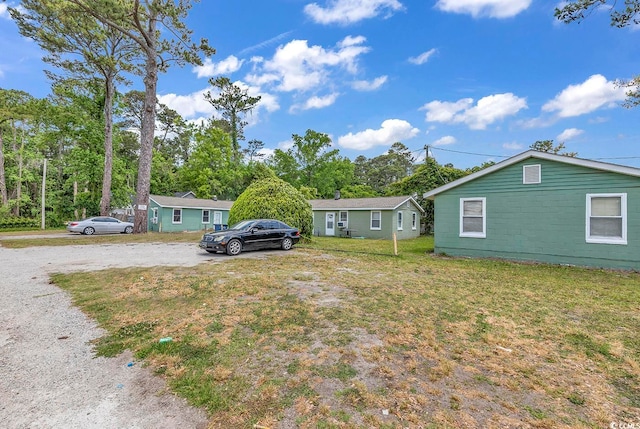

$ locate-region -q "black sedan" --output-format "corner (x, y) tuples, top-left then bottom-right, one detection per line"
(199, 219), (300, 256)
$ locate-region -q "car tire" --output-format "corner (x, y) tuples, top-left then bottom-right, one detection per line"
(281, 237), (293, 251)
(83, 227), (95, 235)
(226, 239), (242, 256)
(124, 226), (133, 234)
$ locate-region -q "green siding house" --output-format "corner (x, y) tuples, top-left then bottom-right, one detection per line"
(423, 151), (640, 270)
(309, 196), (424, 240)
(148, 194), (233, 233)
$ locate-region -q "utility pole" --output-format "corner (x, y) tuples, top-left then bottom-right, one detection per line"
(424, 145), (429, 163)
(41, 158), (47, 230)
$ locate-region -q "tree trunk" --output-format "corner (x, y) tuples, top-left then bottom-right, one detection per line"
(133, 23), (158, 234)
(73, 180), (78, 219)
(99, 77), (115, 216)
(0, 130), (7, 207)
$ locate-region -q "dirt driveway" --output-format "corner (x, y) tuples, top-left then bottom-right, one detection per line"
(0, 241), (284, 429)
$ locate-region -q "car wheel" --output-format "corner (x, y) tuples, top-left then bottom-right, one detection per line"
(281, 237), (293, 251)
(83, 227), (95, 235)
(124, 226), (133, 234)
(226, 239), (242, 256)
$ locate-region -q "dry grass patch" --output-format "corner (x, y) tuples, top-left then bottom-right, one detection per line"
(52, 238), (640, 428)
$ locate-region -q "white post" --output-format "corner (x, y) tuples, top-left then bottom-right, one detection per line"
(41, 158), (47, 230)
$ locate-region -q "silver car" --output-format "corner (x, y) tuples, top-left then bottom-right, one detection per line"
(66, 216), (134, 235)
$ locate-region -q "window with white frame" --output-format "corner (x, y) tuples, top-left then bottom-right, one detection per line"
(370, 211), (381, 230)
(202, 210), (210, 224)
(460, 198), (486, 238)
(412, 212), (417, 230)
(586, 193), (627, 244)
(172, 208), (182, 224)
(339, 211), (348, 228)
(397, 212), (403, 230)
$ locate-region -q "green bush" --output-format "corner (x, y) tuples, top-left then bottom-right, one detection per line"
(229, 177), (313, 238)
(0, 216), (40, 230)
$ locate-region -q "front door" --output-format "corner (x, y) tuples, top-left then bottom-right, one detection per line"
(325, 213), (335, 236)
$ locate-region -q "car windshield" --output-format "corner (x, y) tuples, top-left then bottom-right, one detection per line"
(229, 220), (255, 231)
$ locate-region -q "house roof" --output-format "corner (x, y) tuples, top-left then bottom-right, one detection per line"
(423, 150), (640, 200)
(150, 195), (234, 210)
(173, 191), (196, 198)
(309, 195), (425, 213)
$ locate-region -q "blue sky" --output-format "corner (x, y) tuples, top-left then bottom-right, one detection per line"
(1, 0), (639, 169)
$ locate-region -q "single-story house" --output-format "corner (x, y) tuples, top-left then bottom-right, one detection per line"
(309, 195), (424, 240)
(148, 194), (233, 233)
(423, 150), (640, 270)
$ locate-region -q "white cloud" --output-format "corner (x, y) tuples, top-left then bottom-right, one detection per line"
(542, 74), (627, 118)
(158, 89), (215, 119)
(503, 142), (524, 150)
(352, 75), (387, 91)
(250, 36), (371, 92)
(290, 93), (340, 112)
(338, 119), (419, 150)
(0, 3), (8, 18)
(158, 82), (279, 124)
(435, 0), (531, 18)
(304, 0), (404, 25)
(433, 135), (456, 146)
(557, 128), (584, 141)
(408, 48), (437, 65)
(193, 55), (244, 78)
(422, 93), (527, 130)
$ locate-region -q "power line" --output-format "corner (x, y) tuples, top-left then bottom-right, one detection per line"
(429, 146), (509, 158)
(431, 146), (639, 162)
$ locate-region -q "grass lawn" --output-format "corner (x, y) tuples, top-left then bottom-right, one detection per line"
(46, 235), (639, 428)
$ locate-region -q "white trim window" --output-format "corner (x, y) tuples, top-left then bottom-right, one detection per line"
(339, 211), (348, 228)
(586, 193), (627, 244)
(397, 212), (403, 230)
(172, 208), (182, 224)
(523, 164), (541, 184)
(412, 212), (417, 230)
(202, 209), (210, 224)
(370, 211), (381, 230)
(460, 198), (486, 238)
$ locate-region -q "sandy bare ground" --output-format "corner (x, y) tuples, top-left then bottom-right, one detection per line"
(0, 240), (272, 429)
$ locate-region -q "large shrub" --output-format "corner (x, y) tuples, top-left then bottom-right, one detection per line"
(229, 177), (313, 238)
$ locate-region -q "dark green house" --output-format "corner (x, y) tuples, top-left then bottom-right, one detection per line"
(148, 194), (233, 233)
(309, 196), (424, 240)
(423, 150), (640, 270)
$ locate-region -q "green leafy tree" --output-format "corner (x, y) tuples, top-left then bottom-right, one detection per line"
(204, 76), (261, 162)
(177, 124), (245, 200)
(387, 158), (469, 233)
(268, 129), (353, 198)
(243, 139), (265, 164)
(339, 184), (378, 198)
(555, 1), (640, 107)
(229, 177), (313, 238)
(11, 0), (140, 216)
(0, 89), (35, 208)
(65, 0), (214, 232)
(530, 140), (577, 157)
(356, 142), (415, 193)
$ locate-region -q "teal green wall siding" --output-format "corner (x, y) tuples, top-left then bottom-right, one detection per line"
(312, 208), (421, 240)
(433, 159), (640, 270)
(147, 202), (229, 233)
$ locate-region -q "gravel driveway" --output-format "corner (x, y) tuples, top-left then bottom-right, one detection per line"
(0, 240), (269, 429)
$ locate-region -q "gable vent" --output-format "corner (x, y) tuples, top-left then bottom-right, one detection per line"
(523, 164), (541, 184)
